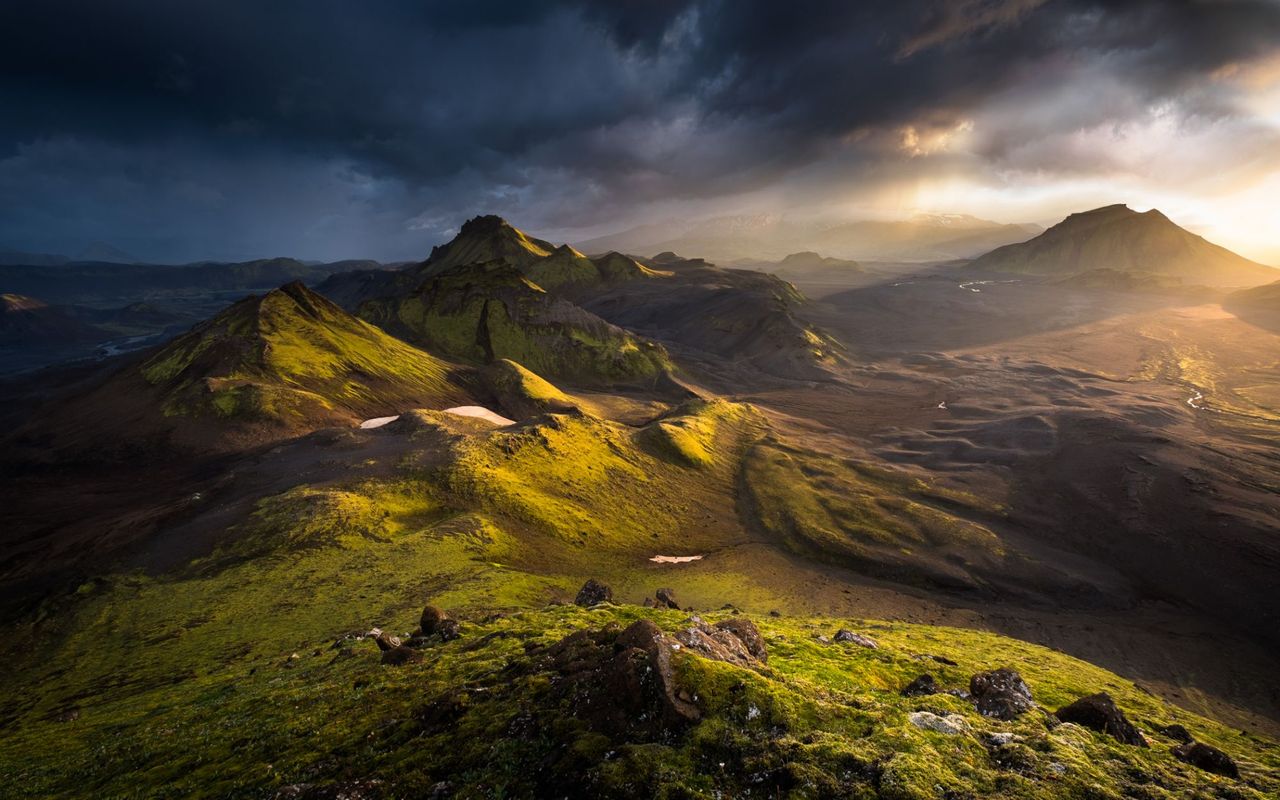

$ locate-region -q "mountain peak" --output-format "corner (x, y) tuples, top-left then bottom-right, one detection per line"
(970, 204), (1276, 286)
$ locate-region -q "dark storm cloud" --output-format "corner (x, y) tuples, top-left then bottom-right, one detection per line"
(1, 0), (1278, 260)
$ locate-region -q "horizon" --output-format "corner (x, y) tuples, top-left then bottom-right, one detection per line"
(3, 2), (1278, 265)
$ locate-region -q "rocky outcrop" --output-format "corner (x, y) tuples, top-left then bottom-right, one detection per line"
(970, 668), (1034, 720)
(908, 711), (969, 735)
(574, 579), (612, 606)
(371, 629), (423, 666)
(1156, 723), (1193, 744)
(536, 620), (698, 742)
(902, 674), (939, 697)
(1172, 741), (1239, 779)
(1054, 693), (1147, 746)
(674, 617), (768, 667)
(655, 587), (680, 609)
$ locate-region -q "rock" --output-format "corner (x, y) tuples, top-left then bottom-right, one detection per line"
(1053, 693), (1147, 747)
(908, 711), (969, 735)
(419, 606), (450, 636)
(675, 620), (757, 667)
(970, 667), (1034, 720)
(535, 619), (699, 742)
(902, 674), (939, 697)
(655, 587), (680, 609)
(381, 645), (424, 666)
(984, 732), (1017, 747)
(574, 579), (612, 606)
(642, 597), (657, 608)
(713, 617), (768, 664)
(437, 618), (461, 642)
(769, 610), (781, 617)
(369, 629), (401, 651)
(833, 629), (878, 648)
(1172, 741), (1239, 779)
(1157, 723), (1193, 744)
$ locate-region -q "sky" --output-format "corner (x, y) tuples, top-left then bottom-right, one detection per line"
(2, 0), (1279, 264)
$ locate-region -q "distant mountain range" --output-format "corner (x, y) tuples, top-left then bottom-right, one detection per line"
(576, 213), (1043, 263)
(969, 204), (1277, 288)
(0, 241), (140, 265)
(0, 257), (386, 305)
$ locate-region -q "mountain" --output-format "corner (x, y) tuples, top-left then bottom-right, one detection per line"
(968, 204), (1278, 287)
(74, 241), (139, 263)
(0, 293), (104, 345)
(0, 249), (69, 266)
(576, 213), (1040, 263)
(12, 282), (475, 455)
(578, 252), (845, 381)
(137, 281), (470, 430)
(317, 215), (835, 384)
(1226, 278), (1280, 309)
(357, 260), (674, 386)
(0, 257), (386, 305)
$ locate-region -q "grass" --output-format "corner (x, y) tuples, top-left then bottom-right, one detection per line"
(741, 439), (1015, 590)
(362, 262), (674, 386)
(140, 282), (468, 424)
(2, 595), (1275, 798)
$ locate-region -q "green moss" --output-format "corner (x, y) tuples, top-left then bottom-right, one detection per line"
(2, 599), (1274, 798)
(140, 282), (469, 426)
(362, 261), (674, 387)
(742, 440), (1022, 590)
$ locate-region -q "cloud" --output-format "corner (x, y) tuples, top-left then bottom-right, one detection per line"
(1, 0), (1278, 260)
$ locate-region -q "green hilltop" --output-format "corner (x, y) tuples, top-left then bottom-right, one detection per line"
(139, 281), (472, 428)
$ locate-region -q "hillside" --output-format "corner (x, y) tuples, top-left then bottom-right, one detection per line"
(0, 402), (1273, 798)
(357, 260), (674, 386)
(0, 293), (104, 345)
(969, 205), (1277, 287)
(1226, 278), (1280, 309)
(137, 281), (471, 428)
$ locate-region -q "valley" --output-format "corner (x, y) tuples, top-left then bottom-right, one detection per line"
(2, 210), (1279, 798)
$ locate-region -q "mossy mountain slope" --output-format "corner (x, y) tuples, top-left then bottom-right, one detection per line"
(358, 260), (674, 386)
(969, 205), (1277, 287)
(578, 252), (845, 381)
(137, 281), (471, 433)
(2, 399), (1277, 797)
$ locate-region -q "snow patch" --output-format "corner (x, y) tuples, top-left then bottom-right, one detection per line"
(443, 406), (516, 426)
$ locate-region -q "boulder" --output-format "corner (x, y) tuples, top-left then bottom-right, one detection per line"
(713, 618), (768, 664)
(1053, 693), (1147, 747)
(381, 645), (424, 666)
(833, 629), (878, 648)
(536, 619), (698, 742)
(902, 674), (939, 697)
(437, 618), (461, 642)
(908, 711), (969, 735)
(369, 630), (401, 651)
(676, 621), (756, 667)
(574, 579), (612, 606)
(1172, 741), (1239, 779)
(970, 668), (1034, 720)
(419, 606), (450, 636)
(1157, 723), (1193, 744)
(655, 587), (680, 609)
